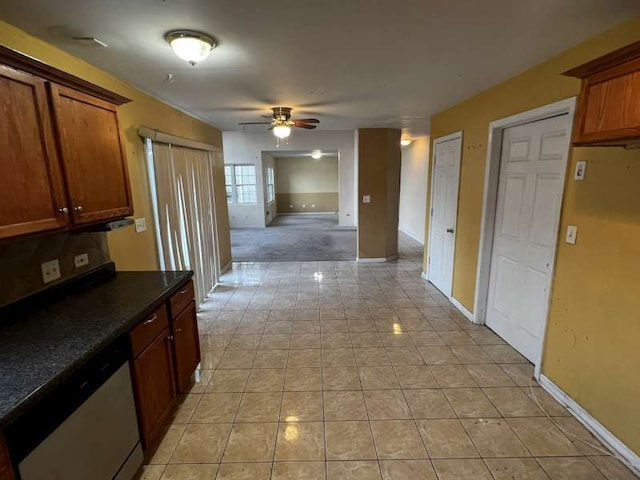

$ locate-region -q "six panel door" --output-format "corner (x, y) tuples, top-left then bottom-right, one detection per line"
(49, 84), (132, 225)
(0, 66), (69, 238)
(485, 115), (571, 363)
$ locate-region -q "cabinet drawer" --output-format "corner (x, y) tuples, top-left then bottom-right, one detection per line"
(170, 281), (194, 318)
(130, 306), (169, 358)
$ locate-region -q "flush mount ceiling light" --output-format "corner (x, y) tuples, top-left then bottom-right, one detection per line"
(400, 139), (413, 147)
(165, 30), (217, 65)
(273, 125), (292, 139)
(311, 150), (322, 159)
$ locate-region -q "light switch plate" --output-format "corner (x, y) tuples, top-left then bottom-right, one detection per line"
(574, 161), (587, 180)
(565, 225), (578, 245)
(74, 253), (89, 268)
(134, 217), (146, 233)
(363, 195), (371, 203)
(41, 259), (61, 284)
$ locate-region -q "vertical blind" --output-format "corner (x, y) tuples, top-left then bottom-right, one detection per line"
(146, 140), (221, 304)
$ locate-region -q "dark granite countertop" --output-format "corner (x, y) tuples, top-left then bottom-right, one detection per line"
(0, 268), (192, 429)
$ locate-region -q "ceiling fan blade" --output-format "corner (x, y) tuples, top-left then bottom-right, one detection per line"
(260, 115), (274, 119)
(294, 123), (317, 130)
(238, 122), (272, 125)
(292, 118), (320, 123)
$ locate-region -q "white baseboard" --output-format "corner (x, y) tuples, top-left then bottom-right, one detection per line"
(450, 296), (475, 323)
(278, 212), (337, 215)
(356, 255), (398, 263)
(398, 227), (425, 245)
(538, 374), (640, 475)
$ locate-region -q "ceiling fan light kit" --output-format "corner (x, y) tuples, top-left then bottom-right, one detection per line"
(239, 107), (320, 142)
(166, 30), (217, 65)
(401, 139), (413, 146)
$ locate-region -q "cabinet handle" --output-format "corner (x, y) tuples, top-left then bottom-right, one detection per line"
(175, 327), (182, 333)
(143, 313), (158, 325)
(74, 205), (83, 212)
(179, 288), (188, 295)
(59, 207), (69, 214)
(167, 335), (174, 342)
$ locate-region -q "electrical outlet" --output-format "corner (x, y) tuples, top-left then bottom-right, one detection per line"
(134, 217), (146, 233)
(565, 225), (578, 245)
(574, 161), (587, 180)
(41, 259), (61, 284)
(74, 253), (89, 268)
(363, 195), (371, 203)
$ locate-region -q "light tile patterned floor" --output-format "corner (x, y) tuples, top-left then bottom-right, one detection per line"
(140, 234), (638, 480)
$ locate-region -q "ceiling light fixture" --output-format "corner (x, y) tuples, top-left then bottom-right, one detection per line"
(311, 150), (322, 159)
(165, 30), (217, 66)
(273, 125), (292, 139)
(400, 139), (413, 147)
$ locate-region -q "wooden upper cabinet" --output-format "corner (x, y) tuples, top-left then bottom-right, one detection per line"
(565, 41), (640, 147)
(0, 66), (68, 239)
(49, 84), (133, 225)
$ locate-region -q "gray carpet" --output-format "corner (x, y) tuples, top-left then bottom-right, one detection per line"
(231, 214), (357, 262)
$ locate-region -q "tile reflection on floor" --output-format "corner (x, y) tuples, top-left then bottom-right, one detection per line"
(140, 234), (638, 480)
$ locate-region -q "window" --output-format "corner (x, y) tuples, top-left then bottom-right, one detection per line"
(224, 164), (257, 204)
(266, 166), (275, 204)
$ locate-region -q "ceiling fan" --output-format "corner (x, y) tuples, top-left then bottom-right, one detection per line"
(239, 107), (319, 139)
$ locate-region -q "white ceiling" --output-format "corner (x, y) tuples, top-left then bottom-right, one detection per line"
(2, 0), (639, 136)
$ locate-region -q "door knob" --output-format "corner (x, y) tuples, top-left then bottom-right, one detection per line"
(446, 228), (454, 233)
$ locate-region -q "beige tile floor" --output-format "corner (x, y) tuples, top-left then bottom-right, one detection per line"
(139, 234), (638, 480)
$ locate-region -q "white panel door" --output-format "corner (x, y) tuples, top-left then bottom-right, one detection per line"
(486, 115), (570, 363)
(428, 134), (462, 297)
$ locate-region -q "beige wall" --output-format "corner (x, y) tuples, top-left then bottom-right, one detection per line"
(275, 155), (339, 213)
(275, 156), (338, 193)
(424, 17), (640, 454)
(358, 129), (401, 259)
(0, 20), (232, 270)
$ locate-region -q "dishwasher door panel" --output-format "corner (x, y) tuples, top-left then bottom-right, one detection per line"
(18, 363), (141, 480)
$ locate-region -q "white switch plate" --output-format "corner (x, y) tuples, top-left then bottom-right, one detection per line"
(565, 225), (578, 245)
(574, 161), (587, 180)
(134, 217), (146, 233)
(363, 195), (371, 203)
(74, 253), (89, 268)
(41, 259), (61, 284)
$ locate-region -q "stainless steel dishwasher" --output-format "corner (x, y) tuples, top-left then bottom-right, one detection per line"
(5, 339), (143, 480)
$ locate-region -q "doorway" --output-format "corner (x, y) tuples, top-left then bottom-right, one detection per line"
(427, 132), (462, 298)
(475, 98), (576, 372)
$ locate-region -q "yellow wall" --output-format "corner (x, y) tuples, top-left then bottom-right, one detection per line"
(424, 17), (640, 454)
(0, 20), (232, 270)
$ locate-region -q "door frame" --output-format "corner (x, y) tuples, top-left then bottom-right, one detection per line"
(473, 97), (577, 377)
(427, 131), (463, 299)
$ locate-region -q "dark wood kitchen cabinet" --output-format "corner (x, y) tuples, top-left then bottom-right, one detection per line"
(0, 66), (68, 239)
(0, 434), (15, 480)
(171, 301), (201, 393)
(564, 40), (640, 147)
(130, 309), (176, 449)
(49, 85), (133, 224)
(0, 46), (132, 239)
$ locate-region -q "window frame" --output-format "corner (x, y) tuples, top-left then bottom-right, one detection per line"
(224, 163), (258, 205)
(266, 165), (275, 204)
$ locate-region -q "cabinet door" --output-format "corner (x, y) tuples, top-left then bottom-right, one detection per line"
(130, 328), (176, 449)
(49, 84), (133, 225)
(0, 66), (68, 238)
(172, 301), (201, 393)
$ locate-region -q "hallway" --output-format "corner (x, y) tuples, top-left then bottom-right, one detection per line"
(230, 214), (357, 262)
(140, 234), (634, 480)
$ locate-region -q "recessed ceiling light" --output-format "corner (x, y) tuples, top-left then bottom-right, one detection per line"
(400, 139), (413, 146)
(311, 150), (322, 159)
(165, 30), (217, 66)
